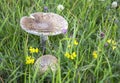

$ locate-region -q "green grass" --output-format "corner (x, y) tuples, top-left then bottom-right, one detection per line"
(0, 0), (120, 83)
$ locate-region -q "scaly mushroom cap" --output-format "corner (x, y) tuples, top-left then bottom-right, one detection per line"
(34, 55), (58, 74)
(20, 12), (68, 36)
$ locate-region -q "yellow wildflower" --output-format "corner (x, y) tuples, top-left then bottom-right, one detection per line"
(111, 40), (117, 46)
(29, 47), (39, 53)
(35, 48), (39, 53)
(64, 52), (70, 58)
(92, 51), (98, 59)
(112, 46), (116, 50)
(26, 56), (35, 65)
(107, 39), (112, 44)
(29, 47), (34, 53)
(72, 52), (77, 58)
(107, 39), (116, 45)
(64, 52), (77, 59)
(74, 40), (78, 45)
(70, 56), (74, 59)
(107, 39), (117, 50)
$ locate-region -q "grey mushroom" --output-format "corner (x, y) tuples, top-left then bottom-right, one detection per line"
(34, 55), (58, 75)
(20, 12), (68, 54)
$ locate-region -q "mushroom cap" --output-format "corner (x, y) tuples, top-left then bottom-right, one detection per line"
(34, 55), (58, 74)
(20, 12), (68, 36)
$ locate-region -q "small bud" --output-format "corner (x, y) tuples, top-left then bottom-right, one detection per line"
(43, 6), (48, 12)
(62, 28), (67, 34)
(57, 4), (64, 11)
(100, 32), (105, 39)
(104, 43), (108, 47)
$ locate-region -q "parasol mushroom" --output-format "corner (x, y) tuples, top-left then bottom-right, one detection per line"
(34, 55), (58, 75)
(20, 12), (68, 54)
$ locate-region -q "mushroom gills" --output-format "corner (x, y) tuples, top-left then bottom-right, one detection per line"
(34, 55), (58, 75)
(37, 23), (49, 28)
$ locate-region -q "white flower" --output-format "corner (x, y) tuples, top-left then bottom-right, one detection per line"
(111, 1), (118, 8)
(57, 4), (64, 11)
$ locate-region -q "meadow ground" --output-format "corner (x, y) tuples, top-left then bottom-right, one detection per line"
(0, 0), (120, 83)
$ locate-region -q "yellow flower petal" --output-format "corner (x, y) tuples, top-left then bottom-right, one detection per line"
(26, 56), (31, 60)
(74, 40), (78, 45)
(72, 52), (77, 58)
(29, 47), (39, 53)
(64, 52), (71, 58)
(26, 60), (30, 64)
(70, 56), (74, 59)
(30, 59), (35, 64)
(107, 39), (112, 44)
(64, 52), (77, 59)
(92, 51), (98, 59)
(112, 46), (116, 50)
(65, 52), (69, 57)
(26, 56), (35, 65)
(35, 48), (39, 53)
(67, 54), (71, 58)
(112, 40), (117, 46)
(29, 47), (34, 53)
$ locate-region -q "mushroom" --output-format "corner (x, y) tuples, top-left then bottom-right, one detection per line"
(34, 55), (58, 75)
(20, 12), (68, 54)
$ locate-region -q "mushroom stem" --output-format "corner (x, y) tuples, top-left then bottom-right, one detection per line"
(40, 35), (48, 54)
